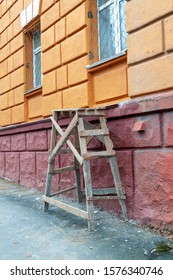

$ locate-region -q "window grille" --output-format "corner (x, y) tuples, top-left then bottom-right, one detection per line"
(24, 22), (42, 92)
(89, 0), (127, 63)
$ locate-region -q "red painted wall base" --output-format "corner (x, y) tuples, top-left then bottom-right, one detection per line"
(1, 91), (173, 229)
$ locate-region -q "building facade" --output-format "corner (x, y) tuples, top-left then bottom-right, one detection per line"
(1, 0), (173, 229)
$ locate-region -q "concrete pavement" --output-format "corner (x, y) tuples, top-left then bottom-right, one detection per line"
(0, 178), (173, 260)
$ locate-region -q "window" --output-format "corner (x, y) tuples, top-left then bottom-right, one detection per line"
(89, 0), (127, 62)
(98, 0), (127, 60)
(33, 29), (41, 88)
(25, 22), (42, 92)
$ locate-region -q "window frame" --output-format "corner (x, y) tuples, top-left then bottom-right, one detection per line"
(97, 0), (127, 61)
(24, 21), (42, 94)
(32, 29), (41, 88)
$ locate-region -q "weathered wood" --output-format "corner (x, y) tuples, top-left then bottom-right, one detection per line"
(82, 150), (115, 160)
(83, 119), (105, 145)
(49, 115), (78, 162)
(53, 107), (106, 113)
(87, 195), (125, 201)
(83, 160), (95, 231)
(43, 108), (128, 230)
(50, 186), (76, 197)
(79, 128), (109, 137)
(51, 165), (75, 174)
(50, 116), (83, 165)
(92, 188), (116, 195)
(99, 116), (114, 151)
(109, 157), (128, 221)
(43, 196), (89, 220)
(43, 111), (58, 212)
(77, 110), (105, 117)
(74, 127), (82, 203)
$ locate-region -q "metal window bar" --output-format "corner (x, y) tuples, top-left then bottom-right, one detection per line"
(89, 0), (127, 63)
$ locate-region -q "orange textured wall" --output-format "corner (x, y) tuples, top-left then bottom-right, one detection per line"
(41, 0), (89, 117)
(0, 0), (128, 127)
(88, 55), (128, 106)
(127, 0), (173, 97)
(0, 0), (25, 126)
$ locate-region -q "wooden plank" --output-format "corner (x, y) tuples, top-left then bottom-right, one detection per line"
(42, 195), (89, 220)
(78, 111), (94, 229)
(51, 165), (75, 174)
(44, 111), (58, 212)
(92, 188), (116, 195)
(109, 157), (128, 221)
(83, 151), (115, 160)
(53, 107), (106, 113)
(79, 129), (109, 137)
(77, 108), (105, 117)
(87, 195), (125, 201)
(50, 115), (78, 162)
(99, 116), (114, 151)
(49, 116), (83, 165)
(83, 119), (105, 145)
(82, 160), (95, 231)
(74, 127), (82, 203)
(50, 186), (76, 197)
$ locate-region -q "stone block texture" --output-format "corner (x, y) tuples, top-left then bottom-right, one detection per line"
(20, 152), (36, 188)
(11, 133), (26, 151)
(107, 114), (162, 148)
(134, 150), (173, 227)
(5, 152), (20, 182)
(0, 136), (10, 151)
(0, 153), (5, 177)
(1, 95), (173, 229)
(127, 0), (173, 98)
(26, 131), (48, 151)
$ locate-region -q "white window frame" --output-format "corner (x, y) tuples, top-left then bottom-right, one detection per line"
(97, 0), (126, 60)
(33, 29), (41, 88)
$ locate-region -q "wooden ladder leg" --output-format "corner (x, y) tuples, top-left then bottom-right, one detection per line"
(78, 115), (95, 230)
(83, 160), (95, 231)
(74, 127), (82, 203)
(43, 163), (54, 212)
(109, 157), (128, 221)
(43, 111), (58, 212)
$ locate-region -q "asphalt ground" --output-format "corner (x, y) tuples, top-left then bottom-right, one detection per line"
(0, 178), (173, 260)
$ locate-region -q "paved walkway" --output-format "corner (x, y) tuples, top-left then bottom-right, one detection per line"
(0, 178), (173, 260)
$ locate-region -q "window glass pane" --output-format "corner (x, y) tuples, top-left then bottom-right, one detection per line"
(33, 29), (41, 50)
(33, 29), (41, 87)
(34, 51), (41, 87)
(119, 0), (127, 51)
(98, 0), (110, 8)
(99, 3), (115, 59)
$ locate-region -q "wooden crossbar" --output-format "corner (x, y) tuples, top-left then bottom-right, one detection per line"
(79, 129), (109, 137)
(43, 108), (128, 231)
(43, 196), (89, 220)
(50, 186), (76, 197)
(49, 116), (83, 165)
(87, 195), (125, 201)
(50, 165), (75, 174)
(82, 151), (115, 160)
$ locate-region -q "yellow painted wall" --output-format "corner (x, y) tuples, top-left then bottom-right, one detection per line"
(0, 0), (128, 127)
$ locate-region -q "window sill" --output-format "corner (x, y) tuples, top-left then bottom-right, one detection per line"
(24, 86), (42, 96)
(87, 50), (127, 72)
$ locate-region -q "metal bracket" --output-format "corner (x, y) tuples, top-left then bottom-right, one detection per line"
(88, 11), (93, 18)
